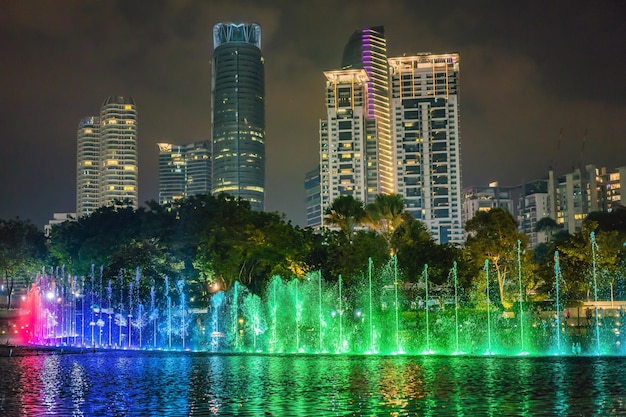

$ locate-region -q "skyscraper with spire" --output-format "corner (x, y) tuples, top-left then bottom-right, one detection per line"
(211, 22), (265, 211)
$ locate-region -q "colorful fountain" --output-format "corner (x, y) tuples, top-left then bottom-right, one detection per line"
(13, 235), (626, 356)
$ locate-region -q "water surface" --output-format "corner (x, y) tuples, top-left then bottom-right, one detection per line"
(1, 351), (625, 416)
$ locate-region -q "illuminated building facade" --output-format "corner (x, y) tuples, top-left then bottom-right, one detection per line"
(76, 116), (100, 217)
(603, 166), (626, 211)
(388, 53), (463, 243)
(319, 69), (378, 218)
(158, 141), (211, 206)
(76, 96), (138, 217)
(211, 22), (265, 211)
(462, 183), (516, 225)
(341, 26), (393, 195)
(99, 96), (138, 210)
(549, 164), (604, 234)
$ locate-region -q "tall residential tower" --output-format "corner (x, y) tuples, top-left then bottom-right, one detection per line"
(211, 23), (265, 211)
(388, 54), (463, 243)
(76, 116), (100, 217)
(341, 26), (394, 194)
(99, 96), (138, 209)
(76, 96), (138, 218)
(320, 69), (377, 214)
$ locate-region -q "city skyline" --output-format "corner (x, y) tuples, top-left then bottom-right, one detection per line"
(0, 1), (624, 228)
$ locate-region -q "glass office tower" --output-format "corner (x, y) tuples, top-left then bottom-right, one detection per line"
(211, 22), (265, 211)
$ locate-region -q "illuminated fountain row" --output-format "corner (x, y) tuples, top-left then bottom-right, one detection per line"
(17, 240), (626, 356)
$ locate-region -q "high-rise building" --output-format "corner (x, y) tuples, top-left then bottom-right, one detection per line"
(603, 166), (626, 211)
(517, 180), (550, 247)
(549, 164), (604, 234)
(341, 26), (394, 194)
(158, 143), (187, 205)
(388, 53), (463, 244)
(462, 183), (517, 225)
(99, 96), (138, 209)
(76, 116), (100, 217)
(76, 96), (138, 218)
(319, 69), (378, 217)
(211, 22), (265, 211)
(157, 141), (211, 206)
(185, 141), (212, 197)
(305, 167), (321, 229)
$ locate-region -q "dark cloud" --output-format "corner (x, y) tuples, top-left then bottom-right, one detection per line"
(0, 0), (624, 227)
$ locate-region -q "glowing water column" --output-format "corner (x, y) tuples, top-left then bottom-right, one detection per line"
(423, 264), (433, 354)
(517, 240), (526, 354)
(590, 232), (601, 354)
(554, 251), (563, 355)
(485, 260), (493, 355)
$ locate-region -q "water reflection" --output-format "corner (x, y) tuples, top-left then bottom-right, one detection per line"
(0, 352), (625, 416)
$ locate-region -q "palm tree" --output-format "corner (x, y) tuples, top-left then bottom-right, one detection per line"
(323, 195), (366, 243)
(365, 193), (406, 254)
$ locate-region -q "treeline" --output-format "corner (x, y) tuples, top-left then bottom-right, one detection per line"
(1, 193), (626, 310)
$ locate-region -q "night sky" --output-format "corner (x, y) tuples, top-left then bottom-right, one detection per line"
(1, 0), (624, 228)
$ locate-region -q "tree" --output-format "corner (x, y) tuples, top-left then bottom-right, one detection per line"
(324, 195), (365, 242)
(465, 208), (528, 308)
(0, 218), (47, 309)
(535, 216), (561, 243)
(323, 195), (366, 243)
(365, 193), (406, 254)
(556, 219), (626, 302)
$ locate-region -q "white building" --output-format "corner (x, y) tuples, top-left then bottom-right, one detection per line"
(76, 96), (138, 218)
(44, 213), (76, 237)
(320, 69), (377, 214)
(99, 96), (138, 210)
(76, 116), (100, 217)
(388, 53), (463, 244)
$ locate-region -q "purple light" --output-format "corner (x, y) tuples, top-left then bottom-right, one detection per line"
(361, 31), (375, 118)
